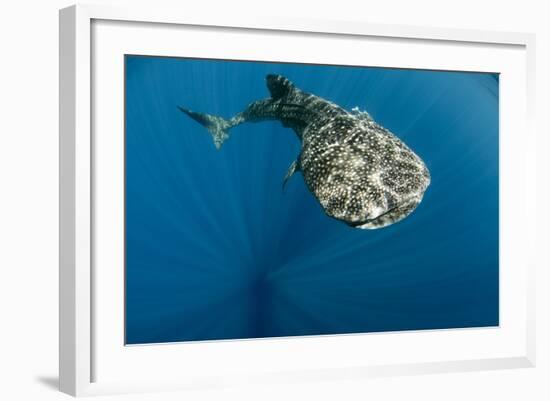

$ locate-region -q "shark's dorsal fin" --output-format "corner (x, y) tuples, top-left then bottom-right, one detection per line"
(282, 158), (301, 192)
(266, 74), (296, 100)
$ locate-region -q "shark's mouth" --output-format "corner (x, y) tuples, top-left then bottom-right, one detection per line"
(346, 207), (398, 229)
(346, 198), (422, 230)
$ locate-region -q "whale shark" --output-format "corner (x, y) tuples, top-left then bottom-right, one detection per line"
(178, 74), (430, 229)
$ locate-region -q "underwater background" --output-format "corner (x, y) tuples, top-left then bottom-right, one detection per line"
(125, 55), (499, 344)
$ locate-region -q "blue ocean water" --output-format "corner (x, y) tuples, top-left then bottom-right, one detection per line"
(125, 55), (499, 345)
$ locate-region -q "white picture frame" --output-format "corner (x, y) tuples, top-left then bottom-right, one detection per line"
(59, 3), (536, 397)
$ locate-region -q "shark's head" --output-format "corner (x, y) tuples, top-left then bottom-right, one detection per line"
(301, 119), (431, 230)
(318, 158), (430, 229)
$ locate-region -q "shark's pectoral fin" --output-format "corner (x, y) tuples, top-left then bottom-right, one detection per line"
(282, 159), (301, 192)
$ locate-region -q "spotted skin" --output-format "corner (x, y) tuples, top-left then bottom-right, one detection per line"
(178, 74), (430, 229)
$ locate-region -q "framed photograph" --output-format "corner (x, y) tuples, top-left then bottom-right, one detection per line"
(59, 4), (536, 396)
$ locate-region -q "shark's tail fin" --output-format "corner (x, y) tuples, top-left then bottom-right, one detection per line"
(177, 106), (232, 150)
